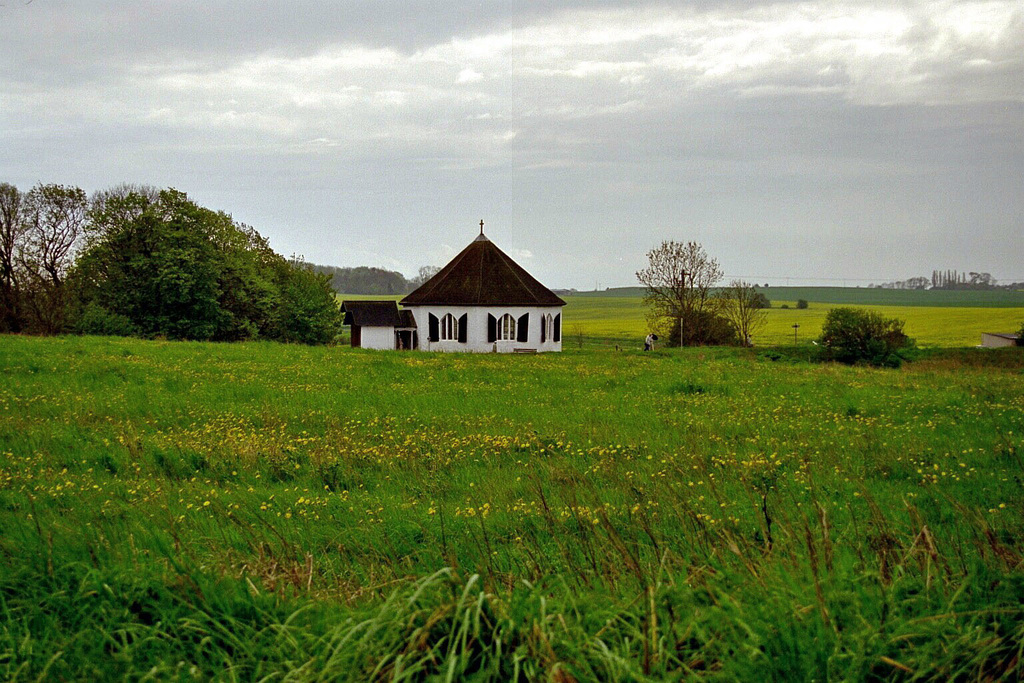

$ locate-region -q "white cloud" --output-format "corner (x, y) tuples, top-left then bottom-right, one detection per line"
(8, 1), (1018, 155)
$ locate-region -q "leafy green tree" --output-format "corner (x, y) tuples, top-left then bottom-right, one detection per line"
(72, 188), (341, 344)
(270, 258), (343, 345)
(206, 221), (280, 341)
(73, 189), (223, 340)
(817, 307), (911, 367)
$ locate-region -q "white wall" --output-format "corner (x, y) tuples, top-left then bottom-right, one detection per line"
(404, 306), (563, 353)
(981, 333), (1018, 348)
(359, 326), (396, 350)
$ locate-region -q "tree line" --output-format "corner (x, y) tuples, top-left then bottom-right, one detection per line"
(0, 182), (341, 344)
(871, 270), (1022, 290)
(302, 263), (440, 295)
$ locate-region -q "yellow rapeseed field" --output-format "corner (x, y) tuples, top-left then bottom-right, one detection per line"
(563, 295), (1024, 347)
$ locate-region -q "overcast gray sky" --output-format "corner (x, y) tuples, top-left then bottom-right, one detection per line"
(2, 1), (1022, 288)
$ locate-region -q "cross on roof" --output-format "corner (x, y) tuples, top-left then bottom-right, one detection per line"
(479, 219), (484, 235)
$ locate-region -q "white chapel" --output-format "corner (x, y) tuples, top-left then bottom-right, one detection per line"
(341, 224), (565, 352)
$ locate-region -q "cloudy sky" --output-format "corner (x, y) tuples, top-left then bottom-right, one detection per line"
(2, 1), (1022, 288)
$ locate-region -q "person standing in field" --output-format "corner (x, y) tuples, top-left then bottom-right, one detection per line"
(644, 333), (655, 351)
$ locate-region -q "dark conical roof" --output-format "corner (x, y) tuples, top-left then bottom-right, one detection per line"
(400, 234), (565, 307)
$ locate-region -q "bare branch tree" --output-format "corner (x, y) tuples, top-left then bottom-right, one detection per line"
(411, 265), (441, 288)
(717, 280), (768, 346)
(21, 184), (88, 286)
(636, 240), (724, 345)
(0, 182), (26, 332)
(18, 183), (88, 333)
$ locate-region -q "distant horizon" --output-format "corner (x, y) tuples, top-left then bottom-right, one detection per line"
(304, 253), (1024, 291)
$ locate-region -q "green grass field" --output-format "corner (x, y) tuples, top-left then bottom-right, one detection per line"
(2, 333), (1023, 680)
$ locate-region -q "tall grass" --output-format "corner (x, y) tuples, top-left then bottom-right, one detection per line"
(1, 335), (1023, 680)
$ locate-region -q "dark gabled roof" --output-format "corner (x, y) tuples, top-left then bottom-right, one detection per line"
(397, 309), (417, 329)
(341, 300), (402, 327)
(400, 234), (566, 307)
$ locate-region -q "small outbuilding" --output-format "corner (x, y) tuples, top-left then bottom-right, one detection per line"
(341, 300), (417, 350)
(980, 332), (1020, 348)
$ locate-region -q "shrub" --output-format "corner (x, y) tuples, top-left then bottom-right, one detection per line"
(796, 299), (809, 309)
(664, 309), (738, 346)
(817, 307), (912, 367)
(73, 303), (138, 337)
(1016, 321), (1023, 347)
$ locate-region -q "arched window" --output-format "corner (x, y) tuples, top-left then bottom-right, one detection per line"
(499, 313), (516, 341)
(440, 313), (458, 341)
